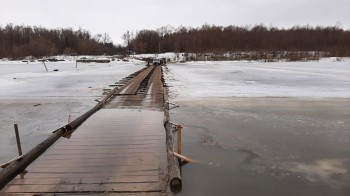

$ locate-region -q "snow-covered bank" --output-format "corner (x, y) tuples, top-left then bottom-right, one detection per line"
(165, 60), (350, 98)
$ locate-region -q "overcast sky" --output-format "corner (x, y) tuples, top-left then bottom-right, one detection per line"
(1, 0), (349, 45)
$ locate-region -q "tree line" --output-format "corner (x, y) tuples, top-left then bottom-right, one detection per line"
(0, 24), (124, 59)
(1, 24), (350, 59)
(126, 24), (350, 56)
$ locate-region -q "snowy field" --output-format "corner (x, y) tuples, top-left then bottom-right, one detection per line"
(165, 59), (350, 99)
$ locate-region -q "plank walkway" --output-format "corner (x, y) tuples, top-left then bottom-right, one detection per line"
(105, 65), (164, 109)
(1, 66), (170, 195)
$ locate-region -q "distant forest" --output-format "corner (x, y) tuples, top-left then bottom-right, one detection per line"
(127, 24), (350, 56)
(1, 24), (350, 59)
(0, 24), (123, 59)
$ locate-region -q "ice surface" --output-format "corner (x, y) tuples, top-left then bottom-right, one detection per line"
(0, 60), (145, 97)
(165, 60), (350, 98)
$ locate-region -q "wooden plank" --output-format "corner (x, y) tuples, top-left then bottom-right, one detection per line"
(64, 134), (165, 140)
(2, 192), (165, 196)
(31, 164), (160, 170)
(11, 171), (159, 179)
(35, 155), (165, 162)
(59, 136), (165, 142)
(47, 147), (166, 153)
(44, 148), (166, 155)
(50, 143), (165, 150)
(10, 176), (160, 185)
(74, 124), (164, 129)
(14, 175), (160, 182)
(26, 165), (159, 173)
(29, 157), (163, 166)
(59, 134), (165, 139)
(60, 138), (165, 144)
(30, 161), (160, 168)
(55, 141), (166, 146)
(35, 152), (166, 159)
(2, 182), (163, 193)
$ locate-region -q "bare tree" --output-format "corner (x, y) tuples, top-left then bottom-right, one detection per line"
(122, 30), (133, 53)
(102, 33), (111, 45)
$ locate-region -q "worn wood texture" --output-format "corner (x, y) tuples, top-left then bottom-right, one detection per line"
(1, 110), (168, 194)
(105, 66), (164, 110)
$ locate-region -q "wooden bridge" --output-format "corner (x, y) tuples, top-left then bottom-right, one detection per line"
(0, 65), (181, 195)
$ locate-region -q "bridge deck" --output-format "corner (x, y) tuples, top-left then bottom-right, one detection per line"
(2, 109), (168, 194)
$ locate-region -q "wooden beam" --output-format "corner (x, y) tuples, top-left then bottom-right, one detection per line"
(176, 125), (183, 155)
(173, 152), (195, 163)
(163, 85), (182, 192)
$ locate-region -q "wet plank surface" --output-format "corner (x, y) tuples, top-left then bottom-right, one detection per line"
(105, 65), (164, 109)
(2, 109), (168, 194)
(1, 65), (169, 194)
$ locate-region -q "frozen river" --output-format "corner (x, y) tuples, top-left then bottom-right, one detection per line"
(164, 60), (350, 196)
(0, 58), (349, 195)
(165, 59), (350, 98)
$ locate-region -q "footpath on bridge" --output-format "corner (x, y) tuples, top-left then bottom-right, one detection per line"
(1, 65), (176, 195)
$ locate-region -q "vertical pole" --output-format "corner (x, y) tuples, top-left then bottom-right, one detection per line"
(76, 61), (78, 68)
(14, 124), (23, 156)
(177, 125), (182, 155)
(43, 62), (48, 72)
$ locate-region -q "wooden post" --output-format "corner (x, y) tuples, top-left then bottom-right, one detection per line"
(177, 125), (183, 155)
(43, 61), (48, 72)
(14, 124), (22, 156)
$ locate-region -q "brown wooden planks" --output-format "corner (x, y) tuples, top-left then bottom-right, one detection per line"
(13, 171), (159, 179)
(10, 176), (160, 185)
(3, 182), (165, 193)
(2, 109), (168, 194)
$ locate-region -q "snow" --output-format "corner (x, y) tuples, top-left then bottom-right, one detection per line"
(0, 59), (145, 97)
(1, 56), (349, 99)
(165, 60), (350, 98)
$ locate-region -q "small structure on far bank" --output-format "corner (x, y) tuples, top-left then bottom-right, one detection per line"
(76, 57), (110, 63)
